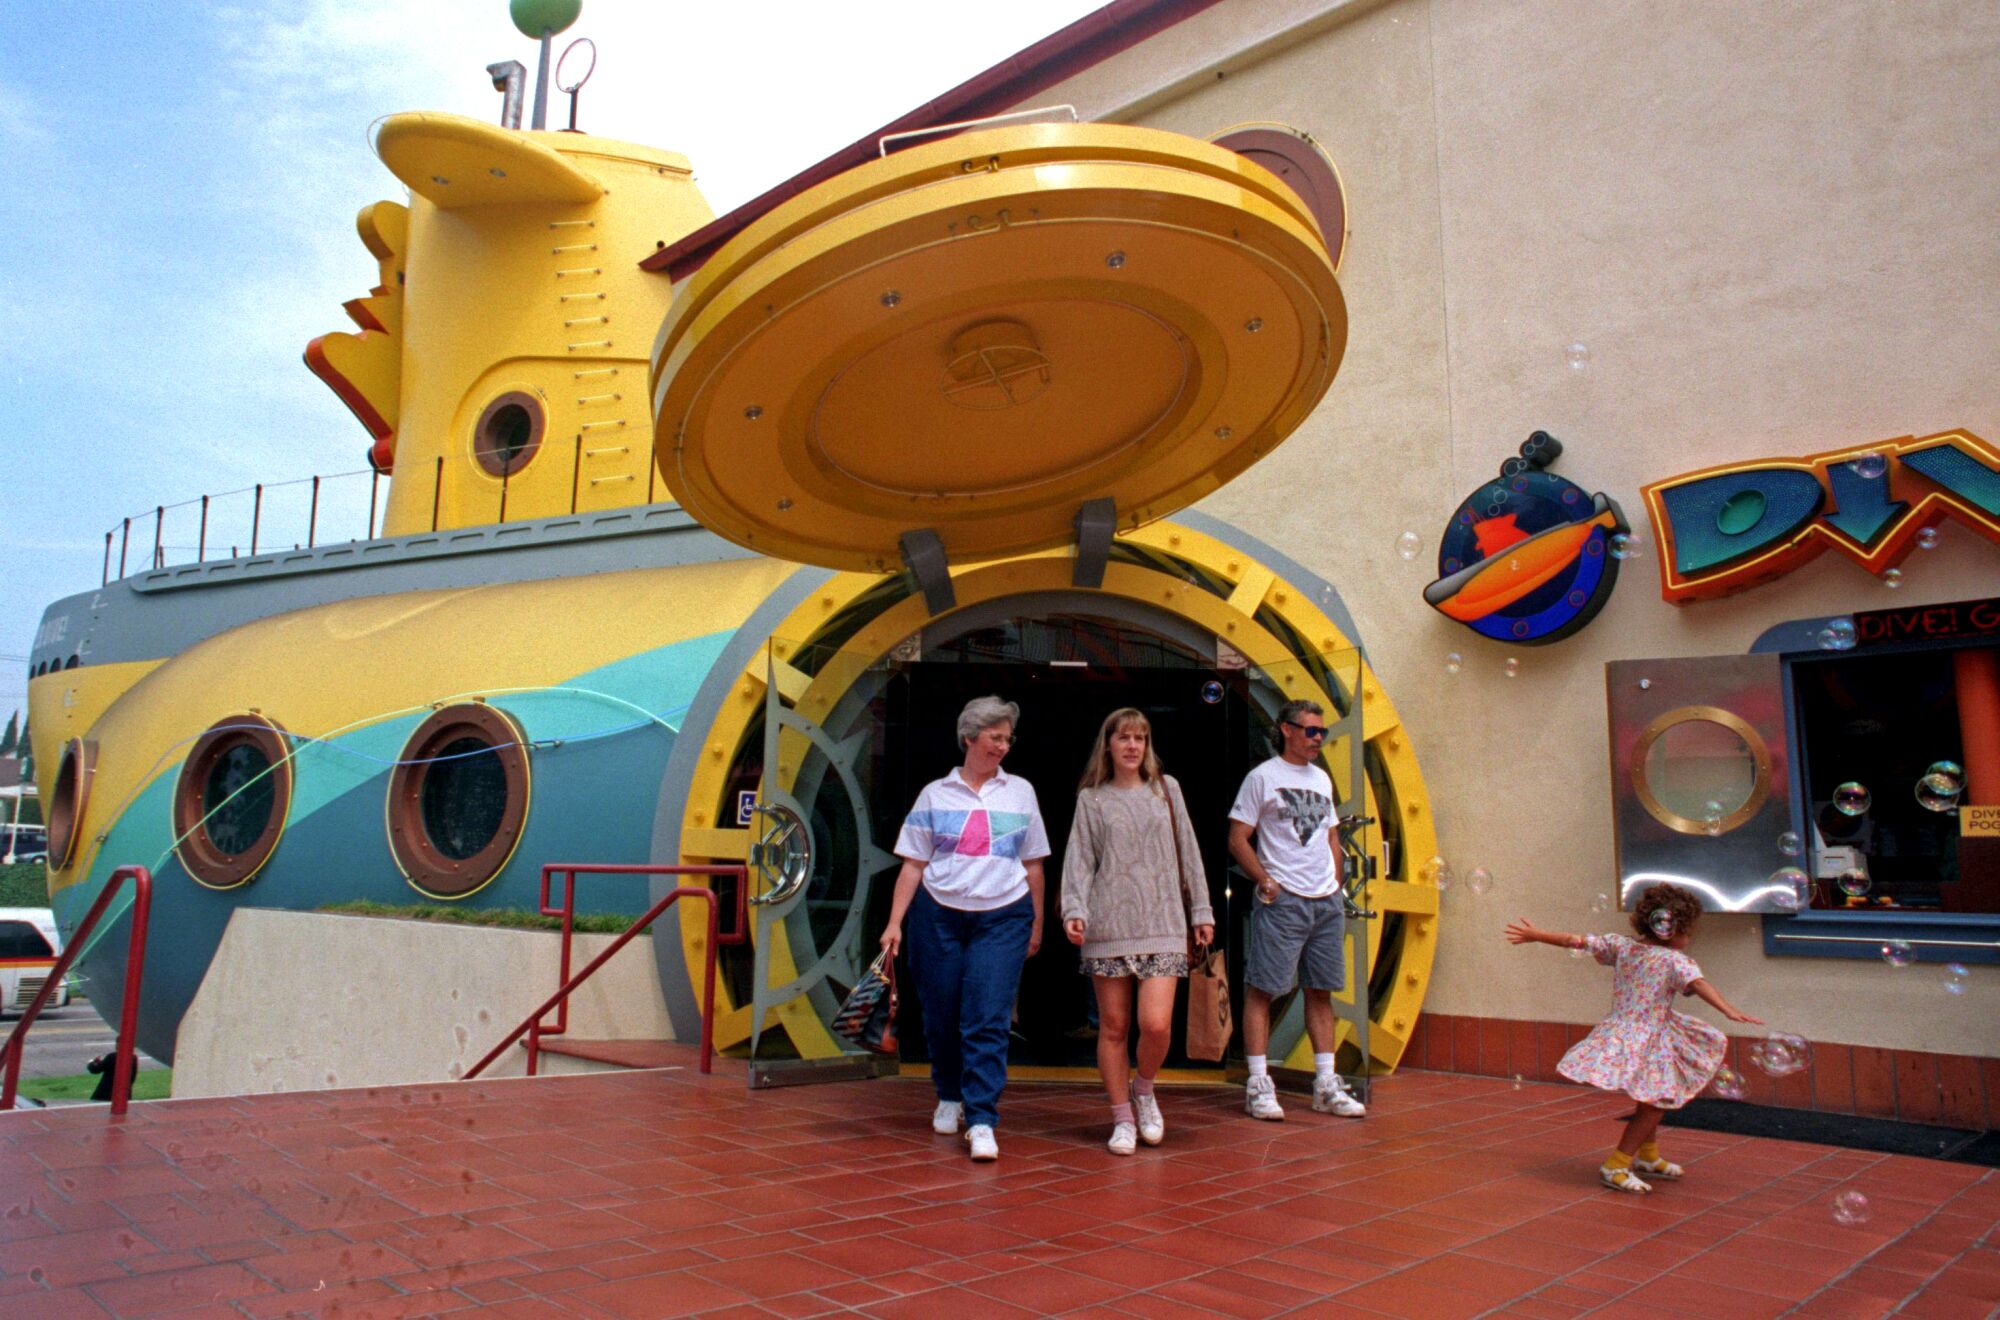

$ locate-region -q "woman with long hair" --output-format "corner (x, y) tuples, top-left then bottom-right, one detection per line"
(1061, 708), (1214, 1155)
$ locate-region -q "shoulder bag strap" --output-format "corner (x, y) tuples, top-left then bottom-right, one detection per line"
(1162, 779), (1207, 955)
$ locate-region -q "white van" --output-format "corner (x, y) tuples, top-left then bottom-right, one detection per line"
(0, 908), (70, 1014)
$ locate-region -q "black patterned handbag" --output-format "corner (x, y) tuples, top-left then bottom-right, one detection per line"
(832, 951), (899, 1054)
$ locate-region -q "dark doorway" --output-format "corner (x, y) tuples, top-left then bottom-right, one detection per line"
(875, 647), (1266, 1070)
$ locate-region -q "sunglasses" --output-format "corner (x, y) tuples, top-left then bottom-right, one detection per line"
(1285, 721), (1329, 740)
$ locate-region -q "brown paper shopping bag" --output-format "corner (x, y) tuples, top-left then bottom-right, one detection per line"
(1185, 948), (1232, 1062)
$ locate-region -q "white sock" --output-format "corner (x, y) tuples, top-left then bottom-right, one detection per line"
(1314, 1052), (1337, 1084)
(1246, 1055), (1269, 1079)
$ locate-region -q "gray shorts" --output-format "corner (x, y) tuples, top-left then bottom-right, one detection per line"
(1244, 889), (1346, 996)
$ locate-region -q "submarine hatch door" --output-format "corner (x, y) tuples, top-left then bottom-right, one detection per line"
(745, 637), (903, 1087)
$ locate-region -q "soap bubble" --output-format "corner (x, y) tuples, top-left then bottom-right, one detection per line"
(1425, 856), (1453, 891)
(1831, 1190), (1872, 1226)
(1882, 567), (1904, 590)
(1817, 619), (1858, 651)
(1852, 452), (1887, 480)
(1833, 782), (1871, 816)
(1396, 530), (1423, 561)
(1749, 1032), (1811, 1078)
(1637, 677), (1651, 690)
(1837, 869), (1871, 898)
(1503, 657), (1520, 678)
(1590, 893), (1613, 914)
(1880, 940), (1915, 967)
(1701, 812), (1724, 836)
(1511, 1073), (1524, 1090)
(1711, 1066), (1746, 1100)
(1942, 963), (1969, 996)
(1916, 527), (1941, 551)
(1771, 885), (1804, 913)
(1915, 773), (1962, 813)
(1770, 865), (1808, 897)
(1647, 908), (1676, 939)
(1565, 341), (1590, 371)
(1609, 533), (1640, 560)
(1466, 867), (1493, 896)
(1778, 831), (1802, 857)
(1444, 652), (1462, 675)
(1704, 799), (1724, 818)
(1925, 760), (1965, 792)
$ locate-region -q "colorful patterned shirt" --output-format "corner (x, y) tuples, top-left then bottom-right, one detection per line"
(894, 767), (1051, 912)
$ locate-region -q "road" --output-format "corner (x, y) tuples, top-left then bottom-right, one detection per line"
(5, 1000), (165, 1081)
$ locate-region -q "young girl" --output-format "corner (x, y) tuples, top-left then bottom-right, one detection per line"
(1062, 709), (1214, 1155)
(1505, 882), (1761, 1194)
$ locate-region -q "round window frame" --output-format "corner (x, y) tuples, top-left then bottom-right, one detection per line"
(1211, 123), (1349, 269)
(47, 738), (97, 872)
(471, 391), (546, 478)
(173, 714), (293, 890)
(386, 702), (531, 900)
(1631, 705), (1773, 836)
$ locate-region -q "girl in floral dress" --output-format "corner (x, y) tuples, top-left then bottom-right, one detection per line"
(1505, 883), (1761, 1193)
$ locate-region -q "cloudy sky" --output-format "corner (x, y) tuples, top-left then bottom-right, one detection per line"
(0, 0), (1103, 725)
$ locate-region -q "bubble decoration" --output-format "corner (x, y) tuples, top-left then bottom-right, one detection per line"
(1832, 782), (1871, 817)
(1778, 831), (1802, 857)
(1749, 1032), (1811, 1078)
(1502, 657), (1521, 679)
(1711, 1066), (1747, 1101)
(1831, 1190), (1872, 1226)
(1396, 530), (1424, 561)
(1880, 940), (1915, 967)
(1882, 567), (1904, 589)
(1565, 341), (1590, 371)
(1609, 533), (1640, 560)
(1915, 526), (1941, 551)
(1466, 867), (1493, 896)
(1817, 619), (1858, 652)
(1444, 652), (1463, 675)
(1943, 963), (1969, 996)
(1851, 452), (1888, 480)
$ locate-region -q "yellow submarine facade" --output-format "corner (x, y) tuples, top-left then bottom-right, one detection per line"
(26, 80), (1442, 1084)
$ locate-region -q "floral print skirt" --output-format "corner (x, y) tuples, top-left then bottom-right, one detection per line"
(1079, 952), (1191, 979)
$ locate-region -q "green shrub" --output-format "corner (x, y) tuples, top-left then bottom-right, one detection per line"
(316, 900), (647, 934)
(17, 1069), (172, 1103)
(0, 863), (49, 907)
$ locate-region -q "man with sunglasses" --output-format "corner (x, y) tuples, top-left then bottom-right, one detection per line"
(1226, 698), (1366, 1121)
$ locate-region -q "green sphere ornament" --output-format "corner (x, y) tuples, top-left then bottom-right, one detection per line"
(511, 0), (582, 38)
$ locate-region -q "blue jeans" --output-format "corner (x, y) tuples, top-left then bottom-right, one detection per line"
(907, 886), (1033, 1128)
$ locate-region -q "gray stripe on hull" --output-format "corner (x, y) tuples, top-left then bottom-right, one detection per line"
(32, 506), (755, 672)
(1175, 508), (1368, 656)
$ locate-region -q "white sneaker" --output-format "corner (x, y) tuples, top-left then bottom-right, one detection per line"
(1107, 1121), (1137, 1156)
(1134, 1092), (1165, 1145)
(1312, 1075), (1366, 1118)
(964, 1124), (999, 1161)
(931, 1100), (963, 1134)
(1245, 1075), (1285, 1121)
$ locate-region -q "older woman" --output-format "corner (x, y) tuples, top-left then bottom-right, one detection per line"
(1062, 708), (1214, 1155)
(880, 695), (1049, 1162)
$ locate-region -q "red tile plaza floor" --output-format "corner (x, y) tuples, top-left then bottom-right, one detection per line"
(2, 1051), (1995, 1318)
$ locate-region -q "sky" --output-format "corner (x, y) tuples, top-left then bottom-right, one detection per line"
(0, 0), (1106, 728)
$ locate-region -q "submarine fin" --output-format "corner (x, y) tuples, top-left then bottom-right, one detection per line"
(374, 111), (604, 209)
(305, 201), (408, 468)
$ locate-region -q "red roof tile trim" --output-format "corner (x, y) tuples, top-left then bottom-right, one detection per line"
(641, 0), (1225, 281)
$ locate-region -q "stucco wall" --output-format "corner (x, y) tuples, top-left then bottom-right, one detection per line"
(174, 910), (676, 1097)
(1033, 0), (1999, 1054)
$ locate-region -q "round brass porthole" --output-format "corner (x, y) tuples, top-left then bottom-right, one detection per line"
(386, 703), (531, 900)
(472, 391), (545, 477)
(173, 715), (293, 890)
(47, 738), (96, 872)
(1631, 705), (1773, 836)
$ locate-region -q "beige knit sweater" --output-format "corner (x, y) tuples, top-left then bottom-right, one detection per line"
(1060, 775), (1215, 959)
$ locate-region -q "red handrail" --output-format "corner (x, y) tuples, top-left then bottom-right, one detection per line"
(463, 863), (748, 1081)
(2, 865), (155, 1117)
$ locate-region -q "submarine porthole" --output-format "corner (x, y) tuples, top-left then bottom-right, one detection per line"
(472, 391), (545, 477)
(47, 738), (96, 872)
(387, 703), (530, 900)
(173, 714), (293, 890)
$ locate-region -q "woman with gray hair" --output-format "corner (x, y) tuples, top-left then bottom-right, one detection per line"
(881, 695), (1050, 1162)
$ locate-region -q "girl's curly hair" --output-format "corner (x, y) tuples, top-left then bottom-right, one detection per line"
(1630, 882), (1701, 945)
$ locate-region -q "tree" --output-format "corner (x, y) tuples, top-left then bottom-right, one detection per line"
(0, 711), (15, 757)
(15, 714), (29, 780)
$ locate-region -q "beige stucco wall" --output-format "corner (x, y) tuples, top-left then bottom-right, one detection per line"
(173, 910), (676, 1097)
(1033, 0), (2000, 1054)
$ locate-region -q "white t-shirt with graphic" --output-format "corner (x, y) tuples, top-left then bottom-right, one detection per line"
(894, 768), (1051, 912)
(1229, 756), (1341, 899)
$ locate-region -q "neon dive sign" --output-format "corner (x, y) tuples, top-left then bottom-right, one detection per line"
(1641, 430), (2000, 603)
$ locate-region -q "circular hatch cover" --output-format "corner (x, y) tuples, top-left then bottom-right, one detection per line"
(651, 123), (1347, 572)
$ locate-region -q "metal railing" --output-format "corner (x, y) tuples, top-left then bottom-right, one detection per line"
(102, 442), (672, 586)
(464, 862), (748, 1081)
(1, 865), (154, 1117)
